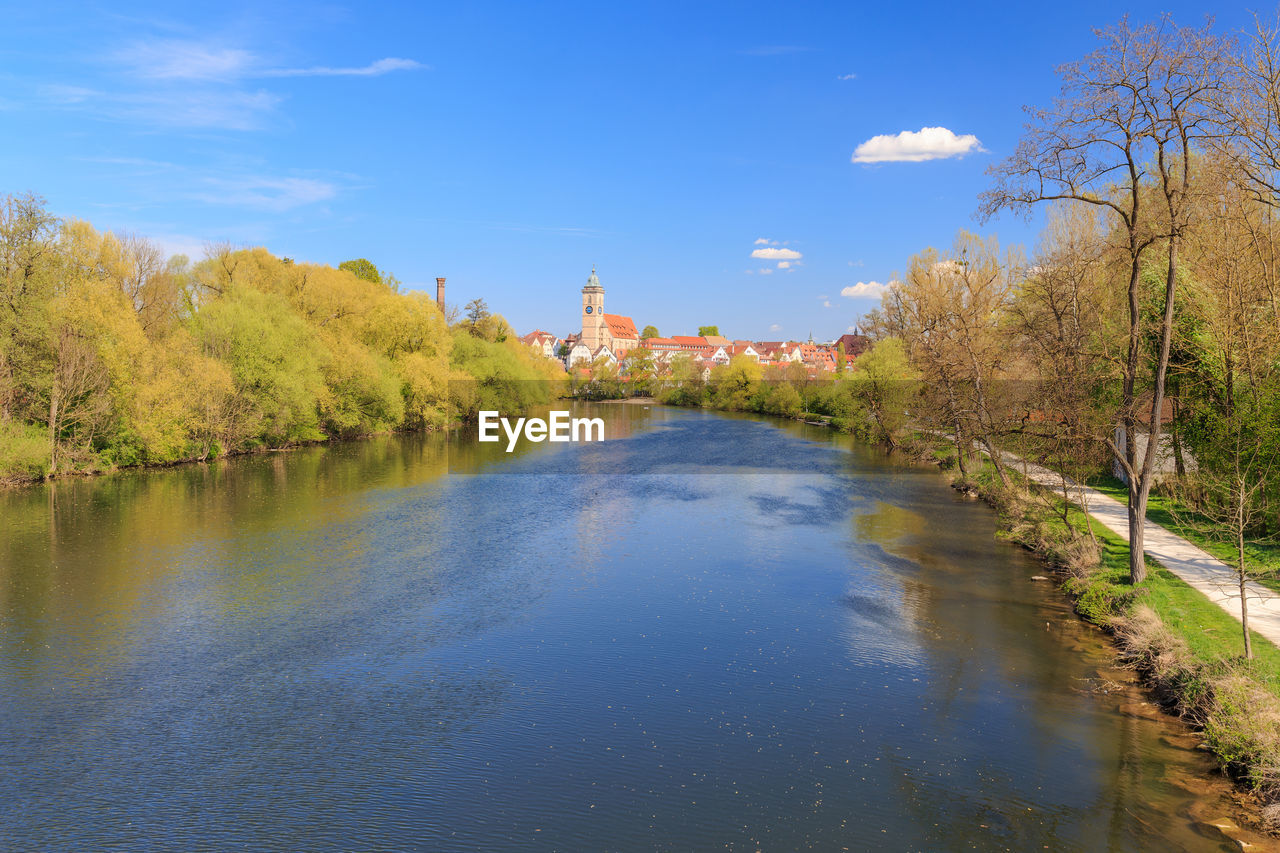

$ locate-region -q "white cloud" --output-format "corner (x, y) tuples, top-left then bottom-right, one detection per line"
(777, 261), (791, 269)
(836, 73), (857, 81)
(759, 267), (775, 275)
(769, 324), (781, 332)
(823, 300), (832, 308)
(751, 247), (802, 260)
(753, 237), (771, 245)
(851, 126), (983, 164)
(841, 281), (891, 299)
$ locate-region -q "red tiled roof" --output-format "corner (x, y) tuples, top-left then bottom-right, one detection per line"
(603, 313), (638, 340)
(672, 335), (709, 349)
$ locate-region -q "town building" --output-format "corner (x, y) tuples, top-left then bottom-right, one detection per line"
(578, 267), (639, 356)
(520, 330), (561, 359)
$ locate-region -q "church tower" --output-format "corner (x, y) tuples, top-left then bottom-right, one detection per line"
(581, 266), (605, 350)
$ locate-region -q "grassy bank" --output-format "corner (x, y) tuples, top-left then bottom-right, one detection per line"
(955, 460), (1280, 831)
(1085, 474), (1280, 595)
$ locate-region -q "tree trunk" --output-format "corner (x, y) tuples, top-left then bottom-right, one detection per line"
(1123, 250), (1143, 585)
(1239, 539), (1253, 660)
(1129, 478), (1148, 584)
(1127, 236), (1180, 585)
(1237, 481), (1253, 660)
(1170, 396), (1186, 478)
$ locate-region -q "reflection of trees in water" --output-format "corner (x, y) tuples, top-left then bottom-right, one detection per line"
(845, 483), (1231, 849)
(0, 405), (1246, 849)
(0, 432), (455, 684)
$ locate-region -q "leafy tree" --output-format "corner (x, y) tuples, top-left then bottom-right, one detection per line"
(758, 381), (801, 417)
(465, 298), (491, 337)
(709, 355), (761, 410)
(338, 258), (383, 285)
(658, 354), (705, 407)
(847, 338), (917, 448)
(641, 324), (660, 340)
(698, 325), (720, 337)
(0, 193), (60, 425)
(191, 288), (328, 447)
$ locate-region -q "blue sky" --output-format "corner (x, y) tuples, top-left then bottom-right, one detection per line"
(2, 1), (1259, 341)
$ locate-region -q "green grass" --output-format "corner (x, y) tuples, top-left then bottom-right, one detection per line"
(966, 461), (1280, 693)
(1087, 473), (1280, 595)
(0, 420), (47, 482)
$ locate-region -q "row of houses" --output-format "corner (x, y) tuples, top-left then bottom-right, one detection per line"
(517, 269), (871, 381)
(520, 329), (871, 380)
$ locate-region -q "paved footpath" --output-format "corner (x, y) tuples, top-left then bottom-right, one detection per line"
(1002, 455), (1280, 649)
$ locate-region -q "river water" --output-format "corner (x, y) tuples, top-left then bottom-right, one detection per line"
(0, 404), (1260, 850)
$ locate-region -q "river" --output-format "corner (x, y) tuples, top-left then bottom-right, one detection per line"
(0, 404), (1260, 850)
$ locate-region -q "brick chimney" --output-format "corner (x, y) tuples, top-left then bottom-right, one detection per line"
(436, 277), (446, 311)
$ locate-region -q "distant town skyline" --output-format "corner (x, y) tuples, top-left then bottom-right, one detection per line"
(3, 0), (1259, 340)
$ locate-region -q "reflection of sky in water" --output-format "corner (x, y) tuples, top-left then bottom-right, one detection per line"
(0, 406), (1247, 851)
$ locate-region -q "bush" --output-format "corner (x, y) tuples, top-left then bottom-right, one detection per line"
(0, 420), (48, 481)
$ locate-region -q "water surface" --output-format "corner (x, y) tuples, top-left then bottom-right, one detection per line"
(0, 405), (1253, 850)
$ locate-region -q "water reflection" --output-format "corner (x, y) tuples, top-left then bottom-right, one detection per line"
(0, 405), (1259, 850)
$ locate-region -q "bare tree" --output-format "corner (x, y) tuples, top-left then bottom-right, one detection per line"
(885, 231), (1017, 484)
(981, 16), (1232, 583)
(1010, 203), (1117, 550)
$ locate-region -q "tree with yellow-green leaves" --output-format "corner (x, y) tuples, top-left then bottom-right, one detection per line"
(0, 194), (564, 483)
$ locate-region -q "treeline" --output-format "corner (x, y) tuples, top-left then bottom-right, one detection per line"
(858, 16), (1280, 594)
(0, 194), (564, 482)
(665, 16), (1280, 638)
(646, 342), (915, 444)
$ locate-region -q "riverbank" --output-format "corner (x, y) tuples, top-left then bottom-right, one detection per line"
(0, 422), (460, 490)
(943, 454), (1280, 836)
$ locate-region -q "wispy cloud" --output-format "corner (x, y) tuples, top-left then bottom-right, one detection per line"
(117, 41), (256, 81)
(769, 324), (781, 332)
(191, 176), (337, 211)
(113, 39), (427, 82)
(36, 38), (426, 131)
(40, 83), (280, 130)
(836, 73), (857, 81)
(851, 126), (983, 164)
(84, 156), (344, 212)
(264, 58), (427, 78)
